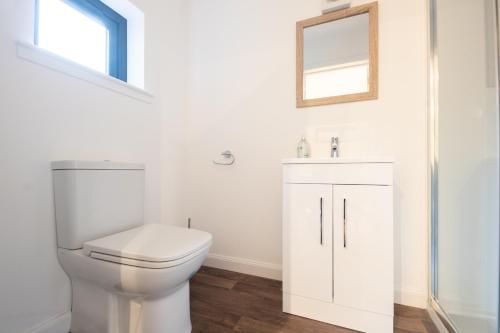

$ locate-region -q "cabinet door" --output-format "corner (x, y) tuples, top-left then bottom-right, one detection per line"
(333, 185), (393, 315)
(283, 184), (333, 302)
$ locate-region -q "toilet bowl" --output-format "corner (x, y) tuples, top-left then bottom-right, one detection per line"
(59, 224), (211, 333)
(51, 161), (212, 333)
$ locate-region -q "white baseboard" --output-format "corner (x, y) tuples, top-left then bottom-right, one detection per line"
(203, 253), (282, 280)
(438, 296), (497, 321)
(427, 305), (450, 333)
(25, 311), (71, 333)
(395, 289), (428, 309)
(204, 253), (428, 310)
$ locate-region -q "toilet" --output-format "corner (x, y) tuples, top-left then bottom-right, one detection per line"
(52, 160), (212, 333)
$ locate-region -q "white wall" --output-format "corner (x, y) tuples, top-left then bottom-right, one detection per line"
(160, 1), (190, 226)
(185, 0), (429, 307)
(0, 0), (188, 332)
(0, 2), (431, 332)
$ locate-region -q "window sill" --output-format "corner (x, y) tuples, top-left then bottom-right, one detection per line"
(16, 41), (154, 104)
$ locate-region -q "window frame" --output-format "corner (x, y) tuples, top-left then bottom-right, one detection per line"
(35, 0), (128, 82)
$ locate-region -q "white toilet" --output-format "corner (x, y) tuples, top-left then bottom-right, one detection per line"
(52, 160), (212, 333)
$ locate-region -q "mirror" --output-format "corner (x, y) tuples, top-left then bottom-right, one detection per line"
(297, 2), (378, 107)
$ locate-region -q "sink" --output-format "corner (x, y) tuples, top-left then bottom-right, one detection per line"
(281, 158), (394, 164)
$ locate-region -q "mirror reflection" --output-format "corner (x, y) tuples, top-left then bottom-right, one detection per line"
(303, 13), (370, 100)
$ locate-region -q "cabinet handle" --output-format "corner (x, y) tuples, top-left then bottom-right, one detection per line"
(343, 198), (347, 248)
(320, 197), (323, 245)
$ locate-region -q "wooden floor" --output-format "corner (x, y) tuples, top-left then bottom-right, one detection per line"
(190, 266), (439, 333)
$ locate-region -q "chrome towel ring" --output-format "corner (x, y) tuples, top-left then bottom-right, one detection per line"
(213, 150), (235, 166)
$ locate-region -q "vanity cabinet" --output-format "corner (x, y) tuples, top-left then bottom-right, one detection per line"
(283, 184), (333, 302)
(282, 159), (394, 333)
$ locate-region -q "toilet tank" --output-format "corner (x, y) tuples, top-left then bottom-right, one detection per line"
(52, 160), (145, 250)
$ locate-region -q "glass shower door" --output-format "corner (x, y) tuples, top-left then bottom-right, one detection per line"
(430, 0), (500, 332)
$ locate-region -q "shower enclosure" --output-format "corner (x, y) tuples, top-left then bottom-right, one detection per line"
(429, 0), (500, 332)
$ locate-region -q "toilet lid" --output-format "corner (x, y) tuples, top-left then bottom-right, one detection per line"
(83, 224), (212, 264)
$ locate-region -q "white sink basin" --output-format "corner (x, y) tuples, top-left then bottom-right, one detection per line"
(281, 157), (394, 164)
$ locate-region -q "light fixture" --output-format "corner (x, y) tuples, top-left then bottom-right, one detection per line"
(322, 0), (351, 14)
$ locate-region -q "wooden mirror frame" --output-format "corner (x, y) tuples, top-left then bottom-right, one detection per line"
(296, 2), (378, 108)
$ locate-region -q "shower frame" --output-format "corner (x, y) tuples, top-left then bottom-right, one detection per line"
(428, 0), (500, 332)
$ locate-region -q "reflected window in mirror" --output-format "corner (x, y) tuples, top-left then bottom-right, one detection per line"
(297, 2), (378, 107)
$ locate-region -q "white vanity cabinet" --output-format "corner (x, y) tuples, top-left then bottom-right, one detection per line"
(282, 159), (394, 333)
(283, 184), (334, 302)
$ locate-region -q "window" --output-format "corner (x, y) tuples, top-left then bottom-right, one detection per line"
(304, 60), (369, 100)
(35, 0), (127, 81)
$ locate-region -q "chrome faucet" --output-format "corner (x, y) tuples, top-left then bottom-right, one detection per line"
(331, 137), (339, 158)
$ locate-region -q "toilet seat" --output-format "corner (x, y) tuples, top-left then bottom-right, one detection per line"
(83, 224), (212, 269)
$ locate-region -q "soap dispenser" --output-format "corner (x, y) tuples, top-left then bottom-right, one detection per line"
(297, 136), (311, 158)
